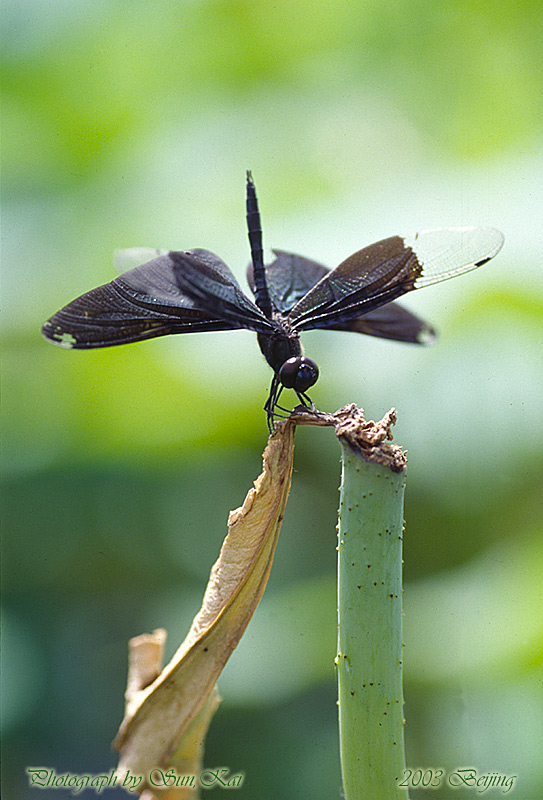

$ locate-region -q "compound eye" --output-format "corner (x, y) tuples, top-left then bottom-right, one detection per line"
(279, 356), (319, 392)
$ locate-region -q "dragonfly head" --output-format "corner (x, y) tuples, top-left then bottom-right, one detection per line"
(279, 356), (319, 393)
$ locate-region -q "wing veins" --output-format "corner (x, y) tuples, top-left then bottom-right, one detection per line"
(170, 251), (274, 333)
(290, 246), (419, 329)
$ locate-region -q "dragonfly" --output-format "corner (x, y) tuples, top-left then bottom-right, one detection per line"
(42, 172), (504, 430)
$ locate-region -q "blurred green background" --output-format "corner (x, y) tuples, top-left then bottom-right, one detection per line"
(2, 0), (542, 797)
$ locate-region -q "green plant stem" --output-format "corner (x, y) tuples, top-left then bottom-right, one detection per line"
(337, 437), (408, 800)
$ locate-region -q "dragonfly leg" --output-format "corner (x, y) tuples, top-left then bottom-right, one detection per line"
(264, 373), (284, 432)
(295, 390), (315, 411)
(265, 378), (316, 432)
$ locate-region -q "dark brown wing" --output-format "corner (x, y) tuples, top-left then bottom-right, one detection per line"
(170, 249), (273, 331)
(326, 302), (436, 344)
(247, 249), (329, 314)
(41, 250), (267, 349)
(288, 228), (504, 331)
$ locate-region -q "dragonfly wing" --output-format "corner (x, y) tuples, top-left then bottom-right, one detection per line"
(41, 252), (244, 349)
(114, 248), (170, 273)
(403, 227), (504, 287)
(171, 249), (274, 332)
(326, 301), (437, 344)
(289, 227), (504, 331)
(247, 249), (330, 314)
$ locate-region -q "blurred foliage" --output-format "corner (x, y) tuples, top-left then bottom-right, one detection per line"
(3, 0), (542, 192)
(2, 0), (543, 798)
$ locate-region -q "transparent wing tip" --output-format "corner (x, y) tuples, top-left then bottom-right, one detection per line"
(41, 322), (77, 348)
(417, 322), (438, 345)
(114, 247), (169, 273)
(406, 227), (505, 289)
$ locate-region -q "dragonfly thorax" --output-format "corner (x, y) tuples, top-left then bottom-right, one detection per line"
(257, 319), (302, 374)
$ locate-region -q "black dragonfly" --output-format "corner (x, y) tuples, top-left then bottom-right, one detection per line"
(42, 172), (504, 430)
